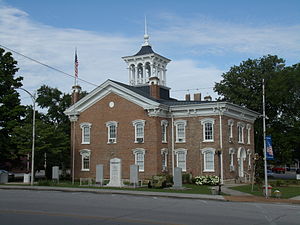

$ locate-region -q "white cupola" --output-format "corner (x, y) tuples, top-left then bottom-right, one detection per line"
(122, 18), (171, 87)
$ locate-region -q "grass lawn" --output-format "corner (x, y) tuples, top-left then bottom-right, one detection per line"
(1, 181), (213, 195)
(230, 184), (300, 199)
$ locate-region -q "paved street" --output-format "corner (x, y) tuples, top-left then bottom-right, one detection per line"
(0, 190), (300, 225)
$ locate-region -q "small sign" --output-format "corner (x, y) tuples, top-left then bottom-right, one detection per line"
(266, 136), (274, 160)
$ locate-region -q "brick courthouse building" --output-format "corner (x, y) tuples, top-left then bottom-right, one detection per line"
(64, 32), (259, 183)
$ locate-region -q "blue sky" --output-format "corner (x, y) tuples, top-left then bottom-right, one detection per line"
(0, 0), (300, 104)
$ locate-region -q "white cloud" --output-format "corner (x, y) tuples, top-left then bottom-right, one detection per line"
(153, 14), (300, 58)
(1, 5), (299, 106)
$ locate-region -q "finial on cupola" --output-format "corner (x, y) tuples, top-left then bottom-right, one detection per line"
(143, 16), (150, 46)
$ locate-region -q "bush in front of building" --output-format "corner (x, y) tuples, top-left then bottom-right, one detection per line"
(194, 175), (220, 186)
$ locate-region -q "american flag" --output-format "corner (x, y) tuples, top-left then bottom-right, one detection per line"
(75, 50), (78, 78)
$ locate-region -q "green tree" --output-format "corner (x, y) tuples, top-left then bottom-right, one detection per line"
(0, 48), (25, 168)
(12, 107), (70, 178)
(214, 55), (300, 165)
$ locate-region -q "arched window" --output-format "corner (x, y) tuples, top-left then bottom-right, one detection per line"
(161, 148), (168, 171)
(133, 148), (145, 172)
(80, 149), (91, 171)
(161, 120), (168, 143)
(201, 148), (216, 172)
(106, 121), (118, 143)
(174, 120), (187, 143)
(174, 148), (187, 172)
(237, 122), (245, 144)
(80, 122), (92, 144)
(132, 120), (145, 143)
(200, 118), (215, 142)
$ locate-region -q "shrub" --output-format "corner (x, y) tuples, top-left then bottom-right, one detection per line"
(194, 175), (220, 186)
(182, 173), (192, 184)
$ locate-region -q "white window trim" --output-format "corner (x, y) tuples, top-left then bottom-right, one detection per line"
(174, 148), (187, 172)
(80, 122), (92, 144)
(247, 149), (252, 170)
(174, 120), (187, 143)
(132, 120), (145, 143)
(161, 120), (168, 143)
(237, 122), (245, 144)
(133, 148), (145, 172)
(228, 119), (234, 142)
(80, 149), (91, 171)
(229, 148), (236, 171)
(106, 121), (118, 144)
(201, 148), (216, 172)
(161, 148), (168, 171)
(200, 118), (215, 142)
(246, 124), (251, 144)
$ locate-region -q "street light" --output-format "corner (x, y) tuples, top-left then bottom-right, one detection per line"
(18, 88), (36, 186)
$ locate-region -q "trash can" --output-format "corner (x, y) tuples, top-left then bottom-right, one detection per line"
(0, 170), (8, 184)
(263, 185), (272, 197)
(23, 173), (30, 183)
(273, 190), (282, 198)
(211, 187), (217, 195)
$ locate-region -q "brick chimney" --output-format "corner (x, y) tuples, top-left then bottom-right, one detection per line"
(149, 77), (160, 99)
(71, 85), (81, 104)
(194, 93), (201, 101)
(185, 94), (191, 101)
(204, 95), (212, 101)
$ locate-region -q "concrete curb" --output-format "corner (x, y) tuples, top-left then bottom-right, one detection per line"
(0, 185), (225, 201)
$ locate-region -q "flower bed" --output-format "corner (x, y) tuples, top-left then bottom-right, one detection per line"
(194, 175), (220, 186)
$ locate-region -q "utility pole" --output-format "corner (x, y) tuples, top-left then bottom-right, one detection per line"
(19, 88), (36, 186)
(262, 79), (269, 198)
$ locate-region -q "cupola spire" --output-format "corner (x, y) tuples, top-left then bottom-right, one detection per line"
(143, 16), (150, 46)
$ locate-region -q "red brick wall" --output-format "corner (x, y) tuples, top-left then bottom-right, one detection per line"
(71, 93), (256, 182)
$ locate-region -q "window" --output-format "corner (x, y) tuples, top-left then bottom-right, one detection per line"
(174, 149), (187, 172)
(132, 120), (145, 143)
(133, 148), (145, 172)
(237, 122), (245, 144)
(80, 123), (92, 144)
(228, 120), (234, 142)
(174, 120), (187, 143)
(246, 124), (251, 144)
(106, 121), (118, 143)
(161, 148), (168, 171)
(80, 149), (91, 171)
(161, 120), (168, 143)
(229, 148), (236, 171)
(201, 148), (215, 172)
(247, 149), (252, 170)
(200, 118), (215, 142)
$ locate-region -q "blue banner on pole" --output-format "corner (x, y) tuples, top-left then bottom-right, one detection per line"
(266, 136), (274, 160)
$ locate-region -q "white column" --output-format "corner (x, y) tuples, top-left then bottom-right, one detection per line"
(128, 67), (131, 85)
(135, 66), (139, 85)
(150, 64), (154, 77)
(163, 69), (167, 86)
(143, 64), (146, 84)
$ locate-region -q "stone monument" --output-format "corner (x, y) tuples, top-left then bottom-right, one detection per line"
(173, 167), (182, 189)
(130, 164), (139, 187)
(96, 164), (104, 185)
(107, 158), (123, 187)
(52, 166), (59, 182)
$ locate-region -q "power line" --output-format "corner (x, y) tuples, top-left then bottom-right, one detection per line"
(0, 44), (98, 87)
(0, 44), (215, 95)
(171, 87), (214, 92)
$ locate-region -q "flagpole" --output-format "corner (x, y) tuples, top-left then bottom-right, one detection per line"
(262, 78), (269, 198)
(74, 48), (78, 86)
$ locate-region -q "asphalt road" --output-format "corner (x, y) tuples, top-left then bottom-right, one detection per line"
(0, 190), (299, 225)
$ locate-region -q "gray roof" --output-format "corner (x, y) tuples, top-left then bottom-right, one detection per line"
(134, 45), (155, 56)
(109, 80), (218, 106)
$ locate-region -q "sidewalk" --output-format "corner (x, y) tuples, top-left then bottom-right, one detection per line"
(1, 184), (299, 205)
